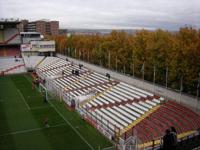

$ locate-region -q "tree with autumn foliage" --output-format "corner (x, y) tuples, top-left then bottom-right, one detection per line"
(48, 27), (200, 96)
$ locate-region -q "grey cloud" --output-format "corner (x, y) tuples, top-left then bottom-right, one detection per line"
(0, 0), (199, 30)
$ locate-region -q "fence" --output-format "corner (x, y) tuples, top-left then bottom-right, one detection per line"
(37, 67), (200, 150)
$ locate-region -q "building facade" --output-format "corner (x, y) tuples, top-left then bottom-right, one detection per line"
(19, 20), (59, 36)
(21, 40), (55, 52)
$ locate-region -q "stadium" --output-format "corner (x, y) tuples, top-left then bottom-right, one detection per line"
(0, 19), (200, 150)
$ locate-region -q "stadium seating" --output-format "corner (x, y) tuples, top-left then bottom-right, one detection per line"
(0, 58), (26, 75)
(23, 55), (45, 70)
(35, 57), (200, 148)
(122, 101), (200, 144)
(3, 28), (20, 44)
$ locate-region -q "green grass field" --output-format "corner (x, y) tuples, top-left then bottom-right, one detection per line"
(0, 74), (113, 150)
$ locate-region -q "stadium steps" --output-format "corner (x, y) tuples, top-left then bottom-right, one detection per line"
(65, 79), (118, 94)
(38, 57), (61, 71)
(56, 70), (90, 80)
(166, 102), (200, 129)
(64, 71), (93, 91)
(35, 57), (46, 68)
(161, 105), (192, 132)
(89, 96), (146, 111)
(79, 81), (119, 108)
(1, 64), (25, 75)
(129, 101), (200, 144)
(40, 60), (68, 73)
(120, 104), (161, 136)
(0, 33), (19, 44)
(87, 87), (159, 110)
(135, 125), (149, 142)
(155, 108), (182, 133)
(123, 110), (165, 143)
(170, 101), (200, 126)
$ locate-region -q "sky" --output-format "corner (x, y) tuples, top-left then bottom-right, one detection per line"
(0, 0), (200, 30)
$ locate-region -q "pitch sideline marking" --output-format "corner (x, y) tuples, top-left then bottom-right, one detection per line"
(48, 100), (95, 150)
(17, 89), (30, 110)
(0, 123), (66, 137)
(24, 74), (94, 150)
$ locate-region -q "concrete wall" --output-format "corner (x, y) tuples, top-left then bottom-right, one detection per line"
(57, 54), (200, 114)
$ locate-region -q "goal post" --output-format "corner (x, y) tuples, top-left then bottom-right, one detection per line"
(39, 83), (47, 100)
(39, 83), (54, 101)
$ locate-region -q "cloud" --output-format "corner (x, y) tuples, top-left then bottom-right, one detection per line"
(0, 0), (199, 30)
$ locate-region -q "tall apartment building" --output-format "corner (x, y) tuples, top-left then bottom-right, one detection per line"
(17, 19), (29, 32)
(19, 20), (59, 36)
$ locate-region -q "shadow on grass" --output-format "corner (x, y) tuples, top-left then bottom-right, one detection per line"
(0, 76), (16, 150)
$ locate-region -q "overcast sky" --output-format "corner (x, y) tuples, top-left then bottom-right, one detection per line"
(0, 0), (200, 30)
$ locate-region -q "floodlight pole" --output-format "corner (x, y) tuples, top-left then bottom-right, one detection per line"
(115, 55), (118, 71)
(108, 50), (111, 69)
(197, 73), (200, 101)
(165, 67), (168, 89)
(196, 74), (200, 112)
(179, 76), (183, 104)
(132, 63), (134, 77)
(153, 65), (156, 94)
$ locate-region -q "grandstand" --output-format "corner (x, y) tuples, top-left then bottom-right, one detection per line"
(0, 54), (200, 149)
(21, 40), (55, 71)
(0, 19), (20, 45)
(23, 55), (45, 70)
(0, 19), (21, 59)
(20, 32), (42, 44)
(34, 56), (200, 149)
(0, 57), (25, 75)
(0, 21), (199, 150)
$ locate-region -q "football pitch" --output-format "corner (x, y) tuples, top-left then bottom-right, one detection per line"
(0, 74), (113, 150)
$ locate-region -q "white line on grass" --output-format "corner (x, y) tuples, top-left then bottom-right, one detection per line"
(0, 123), (66, 137)
(48, 100), (95, 150)
(24, 75), (94, 149)
(17, 89), (30, 110)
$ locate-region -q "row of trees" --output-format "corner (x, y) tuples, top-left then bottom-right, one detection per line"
(48, 27), (200, 96)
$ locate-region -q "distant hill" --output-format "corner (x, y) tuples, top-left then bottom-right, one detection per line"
(62, 28), (139, 35)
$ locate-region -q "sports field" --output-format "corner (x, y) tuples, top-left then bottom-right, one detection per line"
(0, 74), (113, 150)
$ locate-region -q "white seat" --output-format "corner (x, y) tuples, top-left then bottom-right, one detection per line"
(99, 95), (115, 103)
(96, 97), (109, 105)
(95, 109), (123, 129)
(126, 103), (145, 115)
(107, 107), (132, 124)
(139, 101), (153, 109)
(91, 111), (115, 132)
(113, 86), (140, 99)
(152, 98), (160, 104)
(100, 109), (128, 127)
(132, 102), (149, 111)
(113, 106), (136, 121)
(119, 105), (141, 117)
(146, 100), (157, 106)
(117, 83), (147, 98)
(120, 82), (153, 97)
(111, 88), (133, 100)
